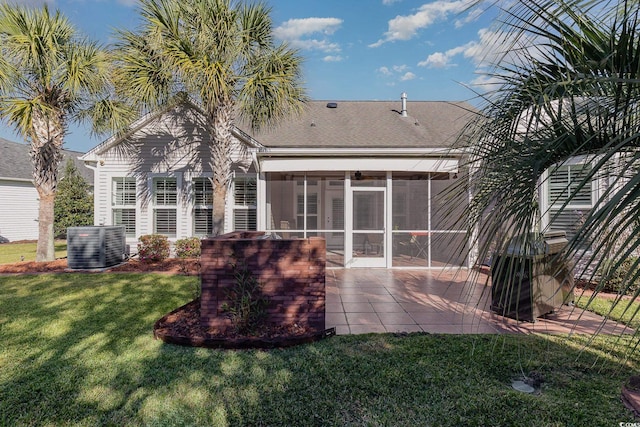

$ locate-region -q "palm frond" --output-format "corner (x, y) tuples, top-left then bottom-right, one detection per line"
(445, 0), (640, 340)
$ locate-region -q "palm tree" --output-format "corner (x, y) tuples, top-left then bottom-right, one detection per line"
(447, 0), (640, 331)
(113, 0), (307, 235)
(0, 5), (112, 261)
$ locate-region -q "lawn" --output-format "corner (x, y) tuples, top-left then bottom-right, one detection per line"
(1, 272), (639, 426)
(576, 292), (640, 330)
(0, 240), (67, 264)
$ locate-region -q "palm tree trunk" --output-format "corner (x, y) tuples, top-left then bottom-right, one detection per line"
(31, 112), (64, 261)
(209, 100), (234, 236)
(36, 193), (56, 261)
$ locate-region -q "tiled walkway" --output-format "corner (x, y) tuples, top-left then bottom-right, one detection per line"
(325, 269), (631, 335)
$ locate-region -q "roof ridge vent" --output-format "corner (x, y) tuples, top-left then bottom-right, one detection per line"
(326, 102), (338, 108)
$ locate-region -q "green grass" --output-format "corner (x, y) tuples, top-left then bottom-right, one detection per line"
(0, 240), (67, 264)
(1, 273), (639, 426)
(576, 293), (640, 330)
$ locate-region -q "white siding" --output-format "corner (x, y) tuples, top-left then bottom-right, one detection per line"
(0, 179), (39, 242)
(90, 104), (255, 246)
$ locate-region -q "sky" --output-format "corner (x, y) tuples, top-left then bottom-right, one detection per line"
(0, 0), (502, 152)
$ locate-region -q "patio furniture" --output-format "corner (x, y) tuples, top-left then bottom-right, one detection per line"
(364, 233), (383, 255)
(398, 232), (429, 259)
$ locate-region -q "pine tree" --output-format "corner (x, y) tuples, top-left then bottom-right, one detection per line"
(54, 159), (93, 238)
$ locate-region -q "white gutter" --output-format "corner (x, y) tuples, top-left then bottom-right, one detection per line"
(0, 176), (33, 183)
(256, 147), (467, 157)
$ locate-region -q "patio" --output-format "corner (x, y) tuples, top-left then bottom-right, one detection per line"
(325, 268), (631, 335)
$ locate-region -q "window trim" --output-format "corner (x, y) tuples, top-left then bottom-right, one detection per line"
(192, 177), (213, 237)
(111, 176), (137, 237)
(151, 175), (180, 238)
(232, 174), (257, 231)
(542, 157), (598, 236)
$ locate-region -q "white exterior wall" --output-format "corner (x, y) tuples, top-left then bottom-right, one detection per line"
(88, 105), (254, 248)
(0, 179), (39, 242)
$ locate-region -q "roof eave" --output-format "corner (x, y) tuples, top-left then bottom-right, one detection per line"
(256, 147), (467, 157)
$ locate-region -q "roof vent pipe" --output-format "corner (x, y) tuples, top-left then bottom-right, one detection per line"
(401, 92), (408, 117)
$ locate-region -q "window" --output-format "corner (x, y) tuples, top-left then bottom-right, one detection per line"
(233, 176), (257, 230)
(112, 177), (136, 237)
(154, 177), (177, 205)
(113, 177), (136, 206)
(547, 162), (594, 237)
(549, 163), (592, 206)
(193, 178), (212, 236)
(154, 177), (177, 236)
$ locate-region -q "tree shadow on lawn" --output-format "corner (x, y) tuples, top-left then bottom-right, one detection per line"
(1, 273), (639, 426)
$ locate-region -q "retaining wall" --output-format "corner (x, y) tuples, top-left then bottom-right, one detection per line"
(200, 232), (326, 334)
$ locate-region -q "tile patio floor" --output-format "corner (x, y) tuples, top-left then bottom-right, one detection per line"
(325, 268), (631, 336)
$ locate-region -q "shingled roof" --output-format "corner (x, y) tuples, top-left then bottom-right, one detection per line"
(248, 100), (474, 148)
(0, 137), (93, 184)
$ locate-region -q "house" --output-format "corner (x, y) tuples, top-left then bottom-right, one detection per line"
(82, 94), (606, 269)
(81, 95), (477, 268)
(0, 137), (94, 242)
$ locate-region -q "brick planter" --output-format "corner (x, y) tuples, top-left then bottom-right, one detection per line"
(200, 232), (326, 334)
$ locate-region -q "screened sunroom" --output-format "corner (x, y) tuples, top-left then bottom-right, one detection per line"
(257, 166), (469, 269)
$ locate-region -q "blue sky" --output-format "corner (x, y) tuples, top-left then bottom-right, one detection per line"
(1, 0), (500, 152)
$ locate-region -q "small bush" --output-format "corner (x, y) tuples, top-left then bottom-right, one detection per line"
(221, 261), (269, 335)
(137, 234), (170, 263)
(174, 237), (201, 258)
(600, 256), (640, 295)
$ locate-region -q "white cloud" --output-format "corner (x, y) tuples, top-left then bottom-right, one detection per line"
(454, 7), (484, 28)
(288, 39), (341, 53)
(274, 17), (343, 53)
(382, 0), (402, 4)
(377, 64), (417, 83)
(274, 17), (342, 39)
(400, 72), (416, 81)
(369, 0), (474, 47)
(416, 25), (550, 96)
(419, 52), (451, 68)
(469, 74), (503, 93)
(323, 55), (344, 62)
(417, 27), (518, 70)
(418, 41), (478, 68)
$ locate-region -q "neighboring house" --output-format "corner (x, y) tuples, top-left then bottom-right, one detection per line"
(0, 137), (93, 242)
(81, 95), (476, 269)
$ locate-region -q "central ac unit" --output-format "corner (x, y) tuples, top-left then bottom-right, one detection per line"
(67, 226), (126, 269)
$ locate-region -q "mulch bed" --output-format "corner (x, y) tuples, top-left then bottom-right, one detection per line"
(0, 258), (201, 275)
(0, 257), (334, 349)
(154, 298), (335, 349)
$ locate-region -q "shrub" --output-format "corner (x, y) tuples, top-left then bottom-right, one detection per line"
(599, 256), (640, 295)
(54, 159), (93, 238)
(137, 234), (170, 263)
(174, 237), (201, 258)
(221, 261), (269, 335)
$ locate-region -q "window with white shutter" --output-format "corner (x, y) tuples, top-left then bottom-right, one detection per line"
(112, 177), (136, 236)
(233, 176), (257, 230)
(193, 178), (213, 236)
(153, 177), (177, 237)
(547, 163), (594, 237)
